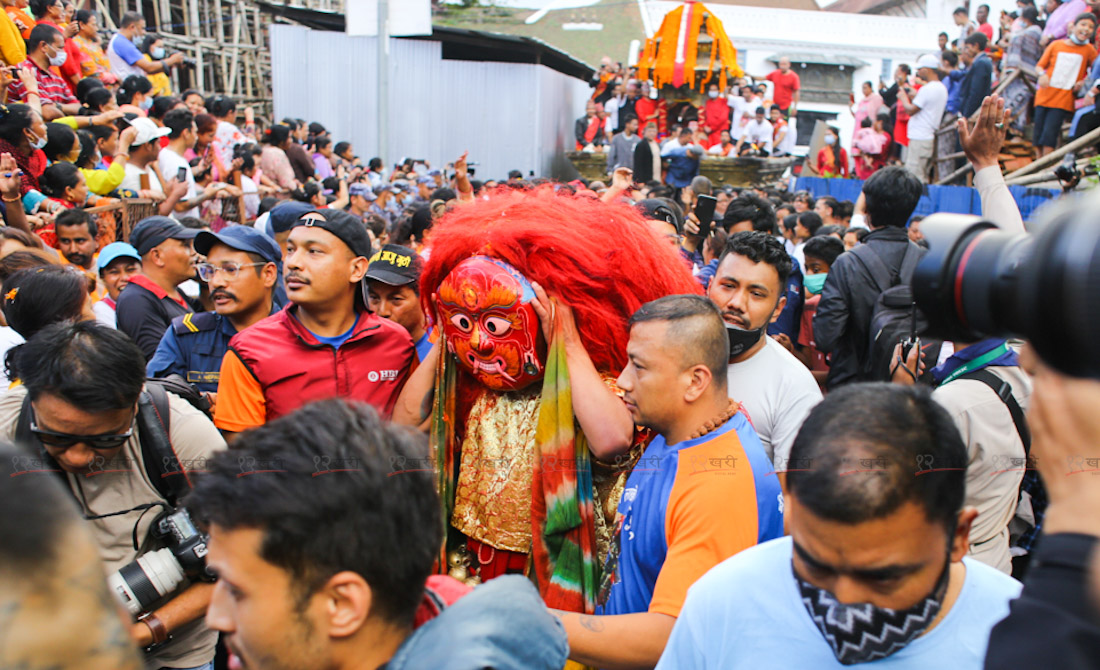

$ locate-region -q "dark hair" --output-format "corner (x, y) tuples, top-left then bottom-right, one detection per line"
(898, 63), (912, 75)
(0, 250), (54, 285)
(181, 89), (203, 103)
(788, 384), (967, 535)
(206, 95), (236, 118)
(792, 190), (815, 208)
(149, 95), (180, 121)
(628, 294), (728, 389)
(2, 266), (88, 346)
(280, 117), (299, 131)
(39, 163), (82, 201)
(56, 206), (96, 237)
(74, 8), (95, 24)
(0, 104), (36, 146)
(770, 104), (782, 114)
(88, 122), (117, 147)
(162, 108), (194, 140)
(803, 235), (845, 266)
(119, 11), (144, 28)
(262, 124), (291, 147)
(368, 157), (382, 170)
(720, 230), (792, 290)
(75, 76), (104, 105)
(186, 400), (442, 625)
(27, 23), (60, 53)
(847, 227), (870, 243)
(722, 192), (775, 233)
(953, 5), (968, 15)
(430, 187), (456, 203)
(863, 166), (922, 229)
(782, 213), (798, 233)
(0, 226), (44, 251)
(942, 50), (959, 67)
(291, 181), (322, 204)
(176, 216), (205, 230)
(233, 142), (257, 172)
(194, 112), (217, 135)
(117, 75), (152, 105)
(364, 213), (386, 239)
(314, 136), (332, 151)
(816, 224), (845, 239)
(43, 122), (77, 164)
(1021, 6), (1039, 23)
(1075, 12), (1097, 25)
(797, 211), (823, 237)
(257, 196), (278, 217)
(81, 86), (114, 115)
(964, 31), (989, 49)
(333, 141), (351, 156)
(139, 33), (162, 55)
(861, 117), (873, 129)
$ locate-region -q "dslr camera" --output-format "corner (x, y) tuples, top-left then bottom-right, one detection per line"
(913, 202), (1100, 379)
(108, 507), (215, 617)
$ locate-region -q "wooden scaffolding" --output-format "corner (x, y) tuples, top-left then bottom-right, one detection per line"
(91, 0), (347, 119)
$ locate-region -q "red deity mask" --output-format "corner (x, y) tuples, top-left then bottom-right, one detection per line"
(436, 256), (545, 391)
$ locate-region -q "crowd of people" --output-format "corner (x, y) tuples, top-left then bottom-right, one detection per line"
(0, 4), (1098, 670)
(580, 1), (1100, 187)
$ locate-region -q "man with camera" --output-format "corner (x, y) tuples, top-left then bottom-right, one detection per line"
(0, 321), (226, 669)
(107, 12), (185, 81)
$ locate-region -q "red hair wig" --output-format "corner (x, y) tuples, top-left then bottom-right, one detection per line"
(420, 186), (701, 374)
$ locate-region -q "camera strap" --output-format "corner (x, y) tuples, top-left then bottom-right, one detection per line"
(955, 367), (1032, 457)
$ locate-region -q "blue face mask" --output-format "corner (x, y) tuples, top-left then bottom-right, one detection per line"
(1070, 32), (1089, 46)
(804, 272), (828, 295)
(139, 97), (153, 112)
(151, 46), (166, 59)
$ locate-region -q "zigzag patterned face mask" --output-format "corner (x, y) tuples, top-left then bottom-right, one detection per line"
(795, 553), (951, 665)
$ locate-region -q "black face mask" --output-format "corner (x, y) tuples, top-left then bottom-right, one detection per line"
(726, 322), (765, 358)
(796, 551), (952, 665)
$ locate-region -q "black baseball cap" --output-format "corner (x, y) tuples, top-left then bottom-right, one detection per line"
(291, 209), (373, 259)
(129, 216), (199, 256)
(366, 244), (422, 286)
(194, 225), (282, 265)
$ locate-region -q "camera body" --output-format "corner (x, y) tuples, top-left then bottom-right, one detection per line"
(108, 507), (215, 617)
(913, 206), (1100, 379)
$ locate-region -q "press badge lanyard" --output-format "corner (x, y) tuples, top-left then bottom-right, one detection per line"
(938, 342), (1011, 386)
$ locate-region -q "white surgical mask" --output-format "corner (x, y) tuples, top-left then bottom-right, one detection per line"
(151, 46), (166, 59)
(27, 129), (46, 150)
(708, 90), (719, 99)
(824, 135), (837, 145)
(48, 49), (67, 67)
(140, 97), (153, 111)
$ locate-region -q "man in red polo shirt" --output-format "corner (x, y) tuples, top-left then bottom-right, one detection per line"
(765, 57), (801, 117)
(214, 209), (413, 435)
(115, 216), (200, 360)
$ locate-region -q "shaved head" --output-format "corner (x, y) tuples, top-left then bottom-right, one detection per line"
(629, 294), (729, 393)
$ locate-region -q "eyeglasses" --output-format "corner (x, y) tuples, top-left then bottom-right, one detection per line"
(30, 410), (135, 450)
(196, 261), (267, 282)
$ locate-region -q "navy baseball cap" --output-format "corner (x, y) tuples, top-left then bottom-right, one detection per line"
(268, 201), (315, 234)
(129, 216), (199, 256)
(291, 209), (373, 259)
(194, 225), (282, 265)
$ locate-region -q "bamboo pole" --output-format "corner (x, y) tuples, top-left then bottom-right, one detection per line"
(1003, 124), (1100, 180)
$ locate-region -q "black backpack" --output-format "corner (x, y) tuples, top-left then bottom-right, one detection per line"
(14, 376), (212, 507)
(850, 241), (929, 382)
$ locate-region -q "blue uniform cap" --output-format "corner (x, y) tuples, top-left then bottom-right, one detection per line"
(194, 226), (283, 265)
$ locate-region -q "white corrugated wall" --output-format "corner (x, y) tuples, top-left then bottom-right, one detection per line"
(270, 24), (590, 182)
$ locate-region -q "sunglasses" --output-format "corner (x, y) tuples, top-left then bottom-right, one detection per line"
(30, 410), (135, 450)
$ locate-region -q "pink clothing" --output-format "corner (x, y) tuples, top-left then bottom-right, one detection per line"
(260, 145), (296, 191)
(852, 128), (889, 156)
(852, 92), (883, 140)
(213, 120), (247, 173)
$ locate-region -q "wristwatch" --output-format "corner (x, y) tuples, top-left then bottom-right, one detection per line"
(138, 611), (172, 652)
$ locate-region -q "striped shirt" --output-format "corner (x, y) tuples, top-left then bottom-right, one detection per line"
(7, 59), (76, 107)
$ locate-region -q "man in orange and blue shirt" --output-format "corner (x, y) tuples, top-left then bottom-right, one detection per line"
(555, 294), (783, 669)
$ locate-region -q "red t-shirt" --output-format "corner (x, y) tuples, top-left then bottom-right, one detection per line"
(766, 70), (801, 109)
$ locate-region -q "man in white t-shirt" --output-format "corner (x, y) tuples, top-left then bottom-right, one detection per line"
(657, 384), (1022, 670)
(121, 118), (190, 217)
(736, 107), (774, 155)
(707, 231), (822, 470)
(158, 108), (229, 220)
(899, 54), (948, 183)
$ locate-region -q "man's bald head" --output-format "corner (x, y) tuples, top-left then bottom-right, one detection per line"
(628, 294), (729, 393)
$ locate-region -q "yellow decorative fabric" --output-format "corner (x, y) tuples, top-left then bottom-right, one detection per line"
(451, 388), (541, 553)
